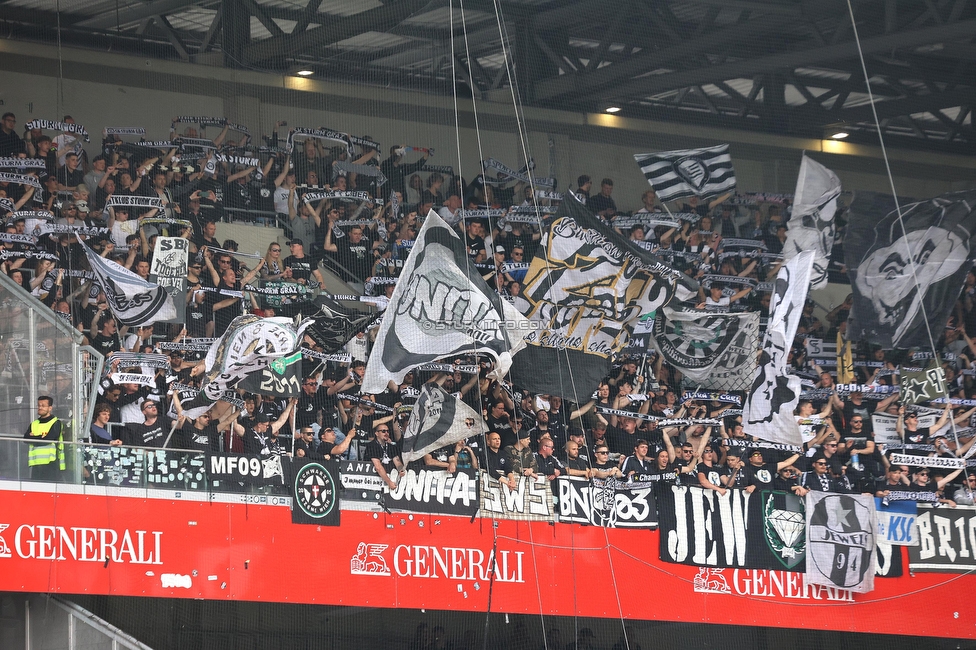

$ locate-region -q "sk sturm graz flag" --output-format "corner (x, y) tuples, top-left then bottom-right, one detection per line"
(634, 144), (736, 202)
(900, 361), (947, 405)
(652, 308), (758, 390)
(400, 384), (486, 465)
(362, 210), (527, 394)
(806, 492), (876, 593)
(783, 154), (841, 290)
(306, 295), (376, 353)
(85, 243), (176, 327)
(290, 458), (341, 526)
(846, 190), (976, 349)
(509, 195), (693, 400)
(181, 315), (311, 418)
(743, 250), (814, 446)
(239, 350), (302, 398)
(148, 236), (188, 324)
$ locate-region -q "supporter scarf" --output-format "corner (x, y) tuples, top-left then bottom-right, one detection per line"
(727, 192), (793, 206)
(682, 391), (743, 405)
(159, 340), (215, 351)
(104, 352), (171, 373)
(836, 383), (899, 394)
(390, 191), (400, 221)
(889, 453), (965, 469)
(416, 363), (479, 374)
(0, 250), (58, 261)
(613, 214), (681, 229)
(177, 137), (217, 151)
(336, 219), (374, 227)
(458, 208), (506, 219)
(336, 393), (394, 413)
(423, 165), (454, 175)
(136, 141), (179, 149)
(506, 208), (557, 222)
(0, 173), (41, 189)
(35, 223), (108, 236)
(724, 439), (803, 453)
(104, 127), (146, 136)
(0, 233), (37, 244)
(0, 158), (46, 169)
(139, 217), (193, 229)
(883, 491), (939, 503)
(287, 127), (352, 155)
(299, 348), (351, 363)
(25, 119), (89, 141)
(930, 397), (976, 406)
(207, 246), (263, 260)
(106, 195), (165, 209)
(213, 154), (260, 167)
(701, 275), (757, 289)
(333, 161), (388, 186)
(481, 158), (556, 188)
(303, 190), (374, 204)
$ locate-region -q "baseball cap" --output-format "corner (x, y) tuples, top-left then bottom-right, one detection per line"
(495, 245), (506, 253)
(288, 238), (304, 247)
(568, 427), (585, 438)
(251, 413), (270, 424)
(517, 429), (530, 440)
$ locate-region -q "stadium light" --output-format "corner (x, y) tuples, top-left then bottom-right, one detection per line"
(296, 69), (314, 77)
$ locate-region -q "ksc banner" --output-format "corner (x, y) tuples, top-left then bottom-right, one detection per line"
(290, 458), (341, 526)
(480, 474), (554, 522)
(875, 498), (919, 546)
(556, 476), (658, 529)
(660, 486), (807, 571)
(806, 492), (876, 593)
(908, 504), (976, 572)
(386, 468), (479, 516)
(206, 453), (284, 486)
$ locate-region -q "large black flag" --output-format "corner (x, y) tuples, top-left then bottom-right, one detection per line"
(401, 384), (486, 464)
(290, 458), (341, 526)
(239, 350), (302, 397)
(509, 195), (693, 399)
(846, 191), (976, 349)
(306, 296), (376, 353)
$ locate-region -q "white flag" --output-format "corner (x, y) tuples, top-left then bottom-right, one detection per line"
(634, 144), (736, 202)
(362, 210), (527, 394)
(401, 384), (487, 464)
(784, 154), (841, 289)
(743, 250), (814, 445)
(84, 245), (176, 327)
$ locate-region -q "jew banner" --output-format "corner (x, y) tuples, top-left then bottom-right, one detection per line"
(907, 504), (976, 572)
(783, 154), (841, 290)
(400, 384), (486, 464)
(743, 251), (814, 446)
(659, 486), (806, 571)
(290, 458), (341, 526)
(509, 194), (691, 400)
(555, 476), (658, 528)
(480, 474), (554, 522)
(386, 468), (479, 516)
(362, 210), (527, 393)
(652, 308), (759, 390)
(84, 244), (176, 327)
(149, 236), (188, 324)
(806, 492), (876, 593)
(634, 144), (737, 202)
(846, 190), (976, 349)
(900, 361), (946, 405)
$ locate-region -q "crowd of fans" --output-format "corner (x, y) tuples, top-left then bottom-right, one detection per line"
(3, 109), (976, 512)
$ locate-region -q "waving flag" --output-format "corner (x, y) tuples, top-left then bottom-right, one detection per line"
(784, 154), (841, 290)
(84, 244), (176, 326)
(362, 210), (527, 394)
(634, 144), (736, 202)
(400, 384), (486, 464)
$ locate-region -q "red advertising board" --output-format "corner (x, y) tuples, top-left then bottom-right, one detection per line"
(0, 490), (971, 638)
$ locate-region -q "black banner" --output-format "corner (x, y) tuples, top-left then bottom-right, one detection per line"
(385, 468), (480, 516)
(659, 486), (807, 571)
(907, 504), (976, 572)
(290, 458), (341, 526)
(205, 453), (285, 486)
(555, 476), (658, 528)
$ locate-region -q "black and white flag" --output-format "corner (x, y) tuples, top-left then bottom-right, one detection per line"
(305, 296), (376, 353)
(846, 190), (976, 349)
(509, 195), (692, 399)
(149, 237), (188, 324)
(743, 250), (814, 446)
(400, 384), (486, 465)
(362, 210), (527, 393)
(239, 350), (302, 398)
(806, 492), (876, 593)
(84, 244), (176, 327)
(634, 144), (736, 202)
(783, 154), (841, 290)
(900, 361), (946, 405)
(652, 308), (759, 390)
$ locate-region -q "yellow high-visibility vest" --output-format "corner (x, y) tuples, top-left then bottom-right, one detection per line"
(27, 417), (65, 470)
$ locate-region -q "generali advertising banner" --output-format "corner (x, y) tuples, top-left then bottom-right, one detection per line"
(0, 491), (973, 638)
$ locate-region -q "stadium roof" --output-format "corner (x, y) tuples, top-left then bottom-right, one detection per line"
(1, 0), (974, 154)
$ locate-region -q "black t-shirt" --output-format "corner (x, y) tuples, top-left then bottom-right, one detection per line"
(283, 253), (317, 283)
(296, 387), (336, 428)
(91, 332), (122, 355)
(697, 462), (728, 488)
(465, 234), (486, 260)
(122, 415), (173, 448)
(746, 462), (779, 488)
(485, 447), (508, 478)
(335, 238), (372, 282)
(177, 422), (219, 452)
(905, 426), (931, 445)
(622, 455), (656, 480)
(605, 425), (639, 456)
(487, 412), (516, 449)
(365, 438), (400, 473)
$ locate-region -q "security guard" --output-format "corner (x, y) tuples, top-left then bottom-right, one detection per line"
(24, 395), (65, 482)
